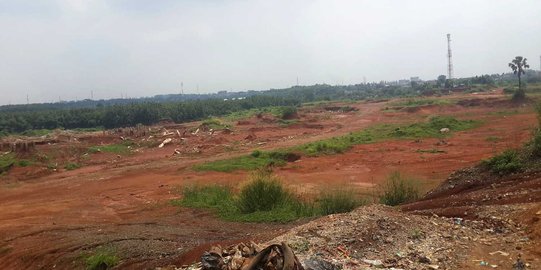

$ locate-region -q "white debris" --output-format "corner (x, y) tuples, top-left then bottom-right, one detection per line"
(158, 138), (172, 148)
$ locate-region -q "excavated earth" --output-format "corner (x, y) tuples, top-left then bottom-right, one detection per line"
(0, 91), (540, 269)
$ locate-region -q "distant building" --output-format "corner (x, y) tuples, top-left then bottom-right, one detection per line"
(410, 77), (421, 82)
(398, 79), (410, 87)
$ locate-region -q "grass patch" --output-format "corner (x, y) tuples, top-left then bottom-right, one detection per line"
(379, 172), (421, 206)
(317, 188), (362, 215)
(483, 150), (523, 174)
(201, 118), (231, 130)
(88, 141), (134, 155)
(297, 116), (478, 156)
(193, 150), (299, 172)
(64, 162), (81, 171)
(84, 250), (119, 270)
(172, 171), (363, 222)
(194, 116), (479, 171)
(20, 129), (54, 137)
(225, 106), (298, 121)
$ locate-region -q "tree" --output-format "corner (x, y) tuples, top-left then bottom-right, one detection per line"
(509, 56), (530, 100)
(437, 75), (446, 87)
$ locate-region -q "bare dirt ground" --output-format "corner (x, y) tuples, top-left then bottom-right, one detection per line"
(1, 91), (540, 269)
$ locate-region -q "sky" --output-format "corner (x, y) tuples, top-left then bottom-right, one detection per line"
(0, 0), (540, 105)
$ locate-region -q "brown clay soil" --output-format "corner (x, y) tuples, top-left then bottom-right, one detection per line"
(1, 91), (540, 269)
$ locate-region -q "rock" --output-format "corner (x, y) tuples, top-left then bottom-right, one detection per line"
(440, 128), (450, 133)
(304, 257), (341, 270)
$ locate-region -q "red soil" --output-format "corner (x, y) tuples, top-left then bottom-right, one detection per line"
(0, 92), (539, 269)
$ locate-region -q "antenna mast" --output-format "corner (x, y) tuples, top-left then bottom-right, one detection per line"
(447, 34), (454, 79)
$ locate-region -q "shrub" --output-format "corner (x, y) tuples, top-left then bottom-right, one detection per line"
(317, 189), (362, 215)
(279, 106), (298, 119)
(483, 150), (523, 174)
(237, 171), (292, 213)
(379, 172), (421, 206)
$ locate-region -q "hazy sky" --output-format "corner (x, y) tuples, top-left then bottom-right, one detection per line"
(1, 0), (540, 105)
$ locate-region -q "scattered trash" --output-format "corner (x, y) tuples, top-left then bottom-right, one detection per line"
(182, 242), (304, 270)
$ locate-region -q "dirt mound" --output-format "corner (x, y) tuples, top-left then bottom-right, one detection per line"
(403, 166), (541, 214)
(263, 204), (531, 270)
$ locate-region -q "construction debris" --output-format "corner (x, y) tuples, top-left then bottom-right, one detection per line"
(159, 138), (173, 148)
(171, 242), (305, 270)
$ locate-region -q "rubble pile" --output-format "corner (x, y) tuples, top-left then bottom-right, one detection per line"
(164, 205), (534, 270)
(267, 205), (530, 269)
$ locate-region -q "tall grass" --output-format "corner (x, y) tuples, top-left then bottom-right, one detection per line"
(85, 250), (119, 270)
(237, 171), (291, 213)
(172, 171), (363, 222)
(317, 189), (361, 215)
(379, 172), (421, 206)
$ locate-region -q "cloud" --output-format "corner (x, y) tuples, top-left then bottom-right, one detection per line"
(0, 0), (540, 104)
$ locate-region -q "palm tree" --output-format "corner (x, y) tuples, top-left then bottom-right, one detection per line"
(509, 56), (530, 100)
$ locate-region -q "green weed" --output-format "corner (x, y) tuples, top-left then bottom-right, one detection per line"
(379, 172), (421, 206)
(64, 162), (81, 171)
(483, 150), (523, 174)
(84, 250), (119, 270)
(317, 189), (362, 215)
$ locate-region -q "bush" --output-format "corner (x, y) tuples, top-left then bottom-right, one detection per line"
(237, 171), (292, 213)
(483, 150), (523, 174)
(317, 189), (362, 215)
(379, 172), (421, 206)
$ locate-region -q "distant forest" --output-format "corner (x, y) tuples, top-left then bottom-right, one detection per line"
(0, 71), (539, 135)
